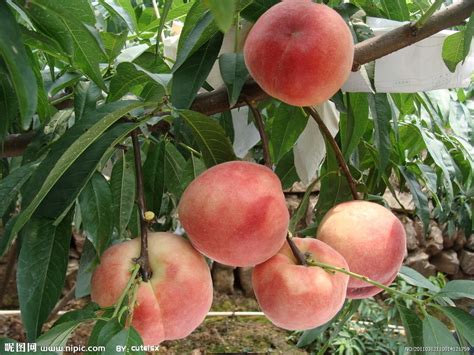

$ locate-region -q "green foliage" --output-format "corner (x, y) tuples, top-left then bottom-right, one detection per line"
(0, 0), (472, 351)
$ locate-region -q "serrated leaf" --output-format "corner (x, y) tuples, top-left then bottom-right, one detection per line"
(436, 280), (474, 300)
(13, 101), (144, 237)
(179, 110), (236, 167)
(396, 303), (424, 348)
(219, 53), (249, 106)
(0, 163), (38, 218)
(171, 32), (224, 109)
(204, 0), (236, 33)
(0, 1), (37, 128)
(143, 140), (166, 216)
(270, 104), (308, 164)
(79, 173), (113, 255)
(399, 266), (440, 292)
(17, 215), (73, 341)
(422, 315), (462, 355)
(111, 151), (136, 238)
(439, 306), (474, 345)
(108, 62), (170, 102)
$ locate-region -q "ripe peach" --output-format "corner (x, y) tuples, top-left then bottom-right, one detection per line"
(317, 201), (406, 299)
(91, 232), (213, 346)
(243, 0), (354, 106)
(252, 238), (349, 330)
(178, 161), (289, 267)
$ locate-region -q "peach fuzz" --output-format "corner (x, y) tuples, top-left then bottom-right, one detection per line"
(317, 200), (406, 299)
(90, 232), (213, 346)
(243, 0), (354, 106)
(178, 161), (289, 267)
(252, 238), (349, 330)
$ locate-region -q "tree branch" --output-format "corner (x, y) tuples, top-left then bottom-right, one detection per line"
(1, 0), (472, 158)
(131, 129), (152, 282)
(304, 107), (359, 200)
(244, 98), (272, 168)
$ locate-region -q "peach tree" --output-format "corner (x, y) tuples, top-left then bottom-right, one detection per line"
(0, 0), (473, 353)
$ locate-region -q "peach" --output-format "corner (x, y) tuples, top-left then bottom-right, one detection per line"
(90, 232), (213, 345)
(317, 201), (406, 299)
(243, 0), (354, 106)
(178, 161), (289, 267)
(252, 238), (349, 330)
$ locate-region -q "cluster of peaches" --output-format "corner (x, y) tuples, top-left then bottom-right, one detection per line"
(91, 162), (406, 346)
(90, 0), (406, 347)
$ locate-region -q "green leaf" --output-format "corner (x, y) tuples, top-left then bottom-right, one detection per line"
(75, 238), (98, 298)
(100, 0), (136, 32)
(179, 110), (236, 167)
(0, 163), (38, 218)
(275, 150), (299, 189)
(164, 142), (186, 198)
(381, 0), (410, 21)
(422, 315), (462, 355)
(174, 5), (219, 71)
(101, 31), (128, 62)
(270, 104), (308, 164)
(143, 140), (166, 216)
(171, 32), (224, 109)
(26, 0), (107, 90)
(74, 81), (101, 121)
(0, 60), (18, 140)
(296, 321), (332, 348)
(314, 141), (353, 223)
(442, 13), (473, 75)
(37, 321), (84, 348)
(219, 53), (249, 106)
(104, 327), (145, 355)
(439, 306), (474, 345)
(399, 166), (430, 235)
(0, 216), (18, 258)
(0, 1), (37, 128)
(205, 0), (236, 33)
(13, 101), (144, 237)
(108, 62), (170, 102)
(396, 303), (424, 348)
(17, 215), (73, 341)
(88, 318), (122, 353)
(436, 280), (474, 300)
(368, 93), (392, 175)
(111, 151), (136, 238)
(181, 154), (206, 190)
(21, 27), (67, 61)
(340, 93), (369, 159)
(54, 302), (99, 326)
(399, 266), (440, 292)
(47, 72), (81, 96)
(240, 0), (279, 22)
(79, 173), (113, 255)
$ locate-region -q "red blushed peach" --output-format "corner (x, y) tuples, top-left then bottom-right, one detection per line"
(252, 238), (349, 330)
(178, 161), (289, 267)
(91, 232), (213, 346)
(243, 0), (354, 106)
(317, 201), (406, 299)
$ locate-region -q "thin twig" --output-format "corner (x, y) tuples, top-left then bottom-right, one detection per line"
(286, 235), (307, 266)
(304, 107), (359, 200)
(0, 242), (17, 308)
(244, 98), (272, 168)
(131, 129), (152, 282)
